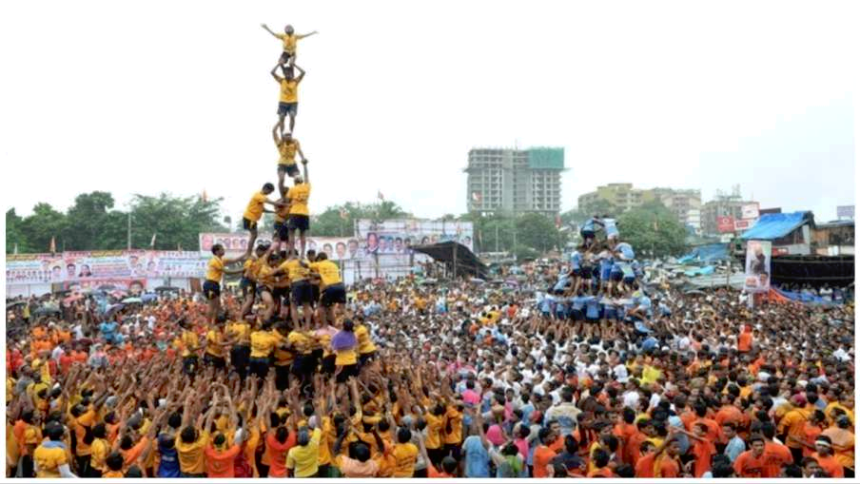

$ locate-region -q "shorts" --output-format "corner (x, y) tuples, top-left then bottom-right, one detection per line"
(571, 267), (582, 277)
(604, 308), (619, 321)
(311, 284), (320, 305)
(277, 163), (300, 177)
(183, 355), (199, 375)
(242, 217), (259, 231)
(444, 443), (462, 462)
(256, 285), (273, 297)
(611, 270), (624, 282)
(571, 308), (584, 321)
(203, 280), (221, 300)
(580, 267), (593, 279)
(291, 354), (312, 377)
(273, 286), (290, 302)
(275, 364), (291, 391)
(321, 284), (347, 307)
(278, 102), (298, 117)
(239, 278), (257, 297)
(359, 351), (376, 367)
(274, 221), (289, 241)
(336, 363), (359, 383)
(249, 357), (271, 379)
(288, 214), (310, 232)
(279, 51), (293, 63)
(601, 266), (612, 281)
(203, 353), (226, 370)
(291, 280), (313, 305)
(581, 229), (595, 239)
(321, 355), (336, 375)
(231, 345), (250, 372)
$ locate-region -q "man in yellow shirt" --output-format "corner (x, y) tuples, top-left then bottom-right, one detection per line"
(284, 161), (311, 257)
(242, 183), (280, 238)
(271, 63), (306, 135)
(311, 253), (346, 327)
(204, 314), (229, 370)
(205, 235), (255, 324)
(33, 423), (77, 478)
(261, 23), (318, 66)
(249, 322), (277, 381)
(287, 427), (322, 477)
(271, 323), (295, 391)
(227, 314), (253, 380)
(274, 253), (313, 329)
(273, 129), (307, 191)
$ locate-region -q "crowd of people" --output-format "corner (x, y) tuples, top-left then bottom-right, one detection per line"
(5, 23), (856, 481)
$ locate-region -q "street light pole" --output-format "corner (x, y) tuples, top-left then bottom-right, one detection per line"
(127, 212), (132, 250)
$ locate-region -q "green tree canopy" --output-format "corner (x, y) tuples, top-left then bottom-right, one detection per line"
(617, 201), (687, 258)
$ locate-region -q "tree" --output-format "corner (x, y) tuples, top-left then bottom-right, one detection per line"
(129, 193), (227, 251)
(65, 191), (125, 251)
(312, 201), (410, 237)
(617, 201), (687, 258)
(515, 213), (561, 254)
(19, 203), (68, 253)
(6, 209), (29, 254)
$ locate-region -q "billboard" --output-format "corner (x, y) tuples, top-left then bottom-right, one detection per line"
(717, 216), (735, 233)
(837, 205), (855, 219)
(354, 219), (474, 256)
(6, 251), (206, 286)
(734, 219), (753, 231)
(198, 233), (359, 261)
(744, 240), (772, 293)
(741, 203), (760, 220)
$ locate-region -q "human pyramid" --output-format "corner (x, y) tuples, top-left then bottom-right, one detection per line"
(197, 23), (360, 393)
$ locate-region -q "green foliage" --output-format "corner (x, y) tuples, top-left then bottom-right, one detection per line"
(10, 191), (227, 253)
(312, 201), (410, 237)
(617, 202), (687, 258)
(465, 212), (561, 256)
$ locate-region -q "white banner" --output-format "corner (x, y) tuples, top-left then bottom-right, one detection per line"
(744, 240), (772, 293)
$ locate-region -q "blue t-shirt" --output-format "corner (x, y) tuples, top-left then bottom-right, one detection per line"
(570, 251), (583, 270)
(603, 218), (619, 238)
(99, 321), (117, 336)
(463, 436), (490, 478)
(599, 258), (614, 279)
(585, 296), (601, 320)
(616, 242), (635, 260)
(553, 275), (570, 293)
(571, 296), (588, 311)
(157, 439), (181, 478)
(582, 219), (597, 232)
(539, 296), (554, 314)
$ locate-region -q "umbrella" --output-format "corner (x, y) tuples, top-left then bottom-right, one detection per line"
(33, 307), (61, 317)
(470, 278), (486, 285)
(6, 301), (26, 309)
(684, 289), (707, 296)
(141, 293), (158, 303)
(154, 286), (179, 292)
(105, 303), (125, 315)
(98, 284), (117, 291)
(122, 297), (143, 304)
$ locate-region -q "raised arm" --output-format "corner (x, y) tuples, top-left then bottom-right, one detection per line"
(296, 31), (318, 39)
(301, 159), (309, 183)
(294, 64), (306, 82)
(261, 24), (279, 38)
(296, 140), (306, 162)
(271, 64), (284, 82)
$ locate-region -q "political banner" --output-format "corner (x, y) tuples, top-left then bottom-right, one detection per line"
(6, 250), (206, 285)
(837, 205), (854, 219)
(741, 203), (760, 220)
(198, 233), (359, 261)
(744, 240), (771, 293)
(734, 219), (753, 231)
(717, 216), (735, 233)
(354, 219), (474, 256)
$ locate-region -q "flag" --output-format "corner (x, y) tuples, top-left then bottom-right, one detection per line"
(202, 189), (208, 203)
(471, 192), (482, 202)
(49, 237), (56, 254)
(13, 243), (18, 255)
(555, 216), (562, 229)
(150, 233), (157, 248)
(339, 208), (348, 220)
(377, 190), (385, 201)
(177, 243), (182, 251)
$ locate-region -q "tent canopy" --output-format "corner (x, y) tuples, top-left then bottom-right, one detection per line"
(411, 241), (488, 279)
(741, 212), (813, 240)
(678, 243), (730, 265)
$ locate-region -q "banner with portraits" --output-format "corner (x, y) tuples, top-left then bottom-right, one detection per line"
(6, 250), (206, 285)
(743, 240), (772, 293)
(353, 219), (474, 259)
(198, 233), (359, 262)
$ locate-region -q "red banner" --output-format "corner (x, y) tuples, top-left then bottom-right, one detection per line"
(717, 216), (735, 233)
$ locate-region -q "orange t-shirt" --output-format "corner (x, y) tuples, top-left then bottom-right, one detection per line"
(762, 441), (793, 478)
(613, 423), (639, 465)
(635, 452), (657, 477)
(265, 432), (296, 477)
(205, 444), (241, 478)
(812, 453), (844, 478)
(532, 446), (557, 478)
(427, 464), (453, 478)
(587, 467), (615, 478)
(738, 330), (752, 352)
(733, 450), (765, 478)
(691, 439), (716, 477)
(655, 454), (681, 477)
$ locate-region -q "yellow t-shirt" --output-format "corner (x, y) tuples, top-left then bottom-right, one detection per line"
(424, 413), (444, 450)
(181, 330), (199, 358)
(311, 260), (342, 288)
(228, 322), (251, 346)
(175, 430), (209, 475)
(279, 79), (298, 104)
(278, 139), (299, 166)
(272, 331), (294, 367)
(243, 191), (268, 222)
(206, 256), (225, 283)
(287, 183), (311, 216)
(275, 33), (297, 54)
(355, 324), (376, 355)
(280, 259), (311, 283)
(286, 428), (321, 477)
(250, 331), (276, 359)
(90, 438), (110, 472)
(392, 443), (419, 477)
(206, 329), (224, 357)
(274, 202), (291, 224)
(335, 347), (357, 367)
(288, 330), (313, 355)
(34, 444), (68, 478)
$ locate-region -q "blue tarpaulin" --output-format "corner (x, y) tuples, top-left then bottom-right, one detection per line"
(683, 266), (715, 277)
(741, 212), (812, 240)
(678, 244), (730, 265)
(773, 287), (839, 305)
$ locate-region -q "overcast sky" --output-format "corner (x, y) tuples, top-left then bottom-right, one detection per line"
(1, 1), (856, 224)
